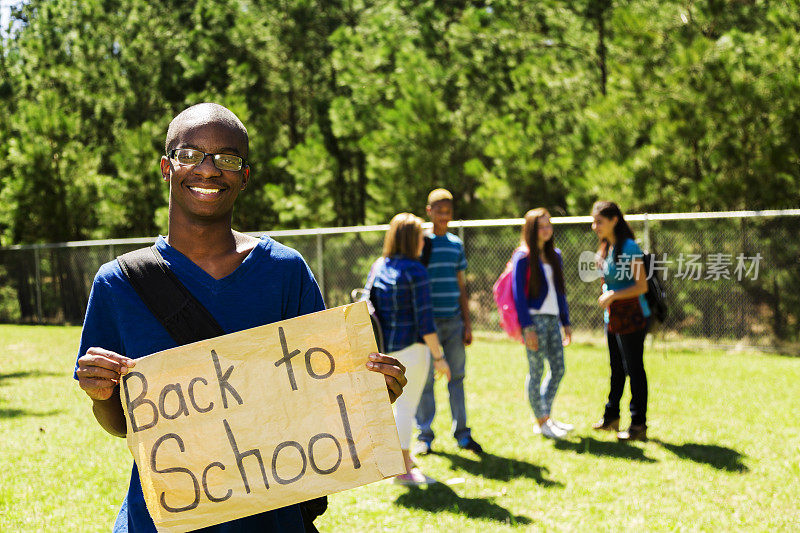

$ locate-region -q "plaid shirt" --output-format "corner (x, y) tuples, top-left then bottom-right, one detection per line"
(370, 256), (437, 353)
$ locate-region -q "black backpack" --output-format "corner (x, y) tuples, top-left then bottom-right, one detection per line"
(642, 252), (667, 323)
(351, 259), (386, 353)
(420, 234), (433, 266)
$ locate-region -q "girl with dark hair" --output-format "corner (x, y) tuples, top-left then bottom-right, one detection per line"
(511, 209), (573, 440)
(590, 201), (650, 441)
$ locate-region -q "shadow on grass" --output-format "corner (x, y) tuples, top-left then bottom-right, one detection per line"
(1, 371), (66, 418)
(434, 451), (563, 487)
(651, 439), (749, 472)
(0, 407), (63, 418)
(394, 482), (532, 525)
(554, 436), (657, 463)
(0, 370), (64, 384)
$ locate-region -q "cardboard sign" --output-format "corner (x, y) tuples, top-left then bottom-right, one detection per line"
(119, 302), (404, 533)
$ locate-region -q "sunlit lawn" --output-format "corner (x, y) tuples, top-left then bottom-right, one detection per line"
(1, 325), (798, 531)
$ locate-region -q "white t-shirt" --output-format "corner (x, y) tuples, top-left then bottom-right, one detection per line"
(530, 263), (559, 316)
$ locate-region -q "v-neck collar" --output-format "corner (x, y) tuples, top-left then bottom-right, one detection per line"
(155, 235), (271, 291)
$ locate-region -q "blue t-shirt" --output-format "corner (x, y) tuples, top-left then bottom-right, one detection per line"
(370, 256), (437, 353)
(424, 232), (467, 318)
(602, 238), (651, 323)
(75, 235), (325, 533)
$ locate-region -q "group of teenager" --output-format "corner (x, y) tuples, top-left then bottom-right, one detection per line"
(73, 103), (652, 531)
(370, 194), (652, 485)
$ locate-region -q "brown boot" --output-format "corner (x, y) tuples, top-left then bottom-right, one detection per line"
(617, 424), (647, 442)
(592, 417), (620, 432)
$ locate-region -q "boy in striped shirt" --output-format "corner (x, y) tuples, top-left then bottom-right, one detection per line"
(414, 189), (484, 455)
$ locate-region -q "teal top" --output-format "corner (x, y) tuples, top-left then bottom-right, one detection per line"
(602, 238), (650, 323)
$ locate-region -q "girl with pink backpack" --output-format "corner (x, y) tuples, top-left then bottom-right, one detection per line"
(506, 209), (573, 439)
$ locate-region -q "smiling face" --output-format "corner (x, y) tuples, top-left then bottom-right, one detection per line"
(537, 214), (553, 246)
(427, 199), (453, 233)
(160, 121), (250, 225)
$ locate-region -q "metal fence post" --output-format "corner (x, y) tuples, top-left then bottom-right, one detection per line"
(316, 233), (325, 299)
(643, 213), (651, 253)
(458, 223), (465, 243)
(33, 247), (43, 323)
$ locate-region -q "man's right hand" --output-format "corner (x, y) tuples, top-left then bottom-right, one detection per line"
(76, 347), (136, 401)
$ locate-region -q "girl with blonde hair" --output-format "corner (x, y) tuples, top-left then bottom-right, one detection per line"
(368, 213), (450, 484)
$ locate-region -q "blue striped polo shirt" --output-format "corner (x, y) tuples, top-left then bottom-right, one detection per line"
(424, 232), (467, 318)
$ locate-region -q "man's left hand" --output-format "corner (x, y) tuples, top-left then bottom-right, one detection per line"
(366, 353), (407, 403)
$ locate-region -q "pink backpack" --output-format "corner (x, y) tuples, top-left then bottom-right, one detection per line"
(493, 247), (529, 342)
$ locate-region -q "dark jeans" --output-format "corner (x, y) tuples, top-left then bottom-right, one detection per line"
(603, 322), (649, 426)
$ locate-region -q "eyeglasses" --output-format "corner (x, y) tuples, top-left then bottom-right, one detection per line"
(168, 149), (245, 171)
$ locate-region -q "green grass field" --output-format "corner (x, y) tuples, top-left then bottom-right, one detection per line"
(1, 325), (798, 532)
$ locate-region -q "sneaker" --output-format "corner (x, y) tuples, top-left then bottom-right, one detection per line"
(592, 417), (620, 432)
(540, 419), (567, 440)
(550, 419), (574, 432)
(413, 440), (432, 456)
(457, 437), (484, 455)
(532, 423), (541, 435)
(393, 468), (429, 486)
(617, 424), (648, 442)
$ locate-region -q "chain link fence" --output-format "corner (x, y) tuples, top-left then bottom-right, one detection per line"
(1, 211), (798, 353)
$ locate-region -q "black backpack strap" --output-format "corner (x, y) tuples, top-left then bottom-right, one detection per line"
(117, 245), (225, 345)
(420, 234), (433, 266)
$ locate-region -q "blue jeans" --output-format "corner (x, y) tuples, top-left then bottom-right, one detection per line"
(415, 315), (471, 444)
(524, 314), (565, 419)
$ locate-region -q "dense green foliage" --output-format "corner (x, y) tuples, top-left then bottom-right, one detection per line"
(1, 0), (799, 246)
(2, 325), (799, 531)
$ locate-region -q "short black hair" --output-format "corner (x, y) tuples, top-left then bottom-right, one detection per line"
(165, 103), (249, 157)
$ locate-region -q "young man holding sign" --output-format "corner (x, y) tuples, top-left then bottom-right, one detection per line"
(74, 103), (407, 532)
